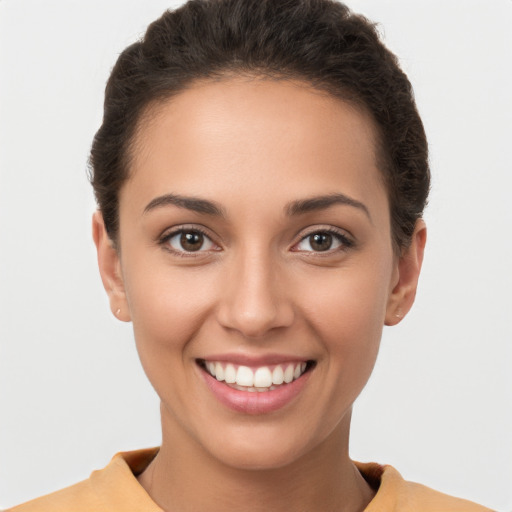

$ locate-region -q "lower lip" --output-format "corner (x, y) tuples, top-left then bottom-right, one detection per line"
(201, 367), (312, 415)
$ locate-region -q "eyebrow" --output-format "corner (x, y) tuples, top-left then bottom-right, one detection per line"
(143, 193), (225, 217)
(143, 192), (370, 220)
(286, 193), (371, 220)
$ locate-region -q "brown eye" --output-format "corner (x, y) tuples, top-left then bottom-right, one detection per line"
(180, 231), (204, 251)
(309, 233), (333, 251)
(166, 230), (216, 253)
(294, 230), (351, 253)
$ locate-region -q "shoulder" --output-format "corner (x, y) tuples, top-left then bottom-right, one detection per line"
(5, 449), (162, 512)
(5, 478), (101, 512)
(396, 479), (494, 512)
(355, 461), (495, 512)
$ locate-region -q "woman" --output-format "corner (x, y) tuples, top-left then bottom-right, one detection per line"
(3, 1), (499, 510)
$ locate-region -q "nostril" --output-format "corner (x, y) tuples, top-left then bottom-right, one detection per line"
(216, 296), (295, 338)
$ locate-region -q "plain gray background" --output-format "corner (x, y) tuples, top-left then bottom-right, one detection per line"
(1, 1), (511, 510)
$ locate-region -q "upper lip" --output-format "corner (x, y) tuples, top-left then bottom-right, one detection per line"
(197, 353), (313, 366)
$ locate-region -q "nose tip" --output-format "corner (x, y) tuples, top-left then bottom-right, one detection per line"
(216, 260), (294, 338)
(223, 299), (290, 339)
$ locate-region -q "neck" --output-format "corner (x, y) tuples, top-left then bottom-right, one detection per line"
(138, 406), (374, 512)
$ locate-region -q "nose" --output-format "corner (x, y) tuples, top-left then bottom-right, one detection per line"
(216, 249), (294, 338)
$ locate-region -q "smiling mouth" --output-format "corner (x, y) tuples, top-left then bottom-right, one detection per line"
(197, 359), (316, 392)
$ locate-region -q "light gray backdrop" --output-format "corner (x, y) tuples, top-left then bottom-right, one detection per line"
(1, 1), (511, 510)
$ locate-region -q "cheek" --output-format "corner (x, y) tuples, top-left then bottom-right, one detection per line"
(303, 261), (392, 376)
(307, 260), (390, 333)
(122, 262), (223, 416)
(123, 261), (219, 359)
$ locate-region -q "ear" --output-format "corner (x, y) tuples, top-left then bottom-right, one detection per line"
(385, 219), (427, 326)
(92, 211), (131, 322)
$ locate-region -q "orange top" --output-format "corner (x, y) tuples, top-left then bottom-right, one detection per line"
(7, 448), (493, 512)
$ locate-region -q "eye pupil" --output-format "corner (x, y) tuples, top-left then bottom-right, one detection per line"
(180, 231), (204, 251)
(310, 233), (332, 251)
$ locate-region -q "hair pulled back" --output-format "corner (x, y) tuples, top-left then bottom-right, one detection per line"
(90, 0), (429, 251)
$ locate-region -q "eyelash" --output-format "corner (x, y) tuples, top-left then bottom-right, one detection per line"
(158, 226), (219, 257)
(158, 226), (354, 257)
(292, 227), (354, 254)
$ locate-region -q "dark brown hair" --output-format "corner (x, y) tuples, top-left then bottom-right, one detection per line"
(89, 0), (429, 251)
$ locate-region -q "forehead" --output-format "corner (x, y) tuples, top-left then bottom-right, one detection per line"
(123, 78), (387, 217)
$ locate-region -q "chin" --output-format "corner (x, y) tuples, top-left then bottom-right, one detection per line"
(194, 417), (337, 473)
(210, 439), (306, 471)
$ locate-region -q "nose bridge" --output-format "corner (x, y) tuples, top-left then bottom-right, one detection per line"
(217, 243), (293, 337)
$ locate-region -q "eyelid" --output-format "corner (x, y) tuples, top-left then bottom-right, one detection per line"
(158, 224), (222, 255)
(291, 225), (354, 253)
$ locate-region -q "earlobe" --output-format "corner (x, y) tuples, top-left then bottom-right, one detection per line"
(385, 220), (427, 326)
(92, 211), (131, 322)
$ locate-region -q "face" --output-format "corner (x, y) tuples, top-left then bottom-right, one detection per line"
(94, 78), (424, 470)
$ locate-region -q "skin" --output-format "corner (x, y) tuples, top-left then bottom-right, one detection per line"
(93, 78), (426, 512)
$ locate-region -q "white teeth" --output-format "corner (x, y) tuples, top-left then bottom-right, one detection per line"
(236, 366), (254, 387)
(283, 364), (294, 383)
(215, 362), (225, 381)
(272, 365), (284, 385)
(204, 360), (310, 388)
(254, 367), (272, 388)
(224, 364), (236, 383)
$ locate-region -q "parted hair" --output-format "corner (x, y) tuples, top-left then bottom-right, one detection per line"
(89, 0), (429, 251)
